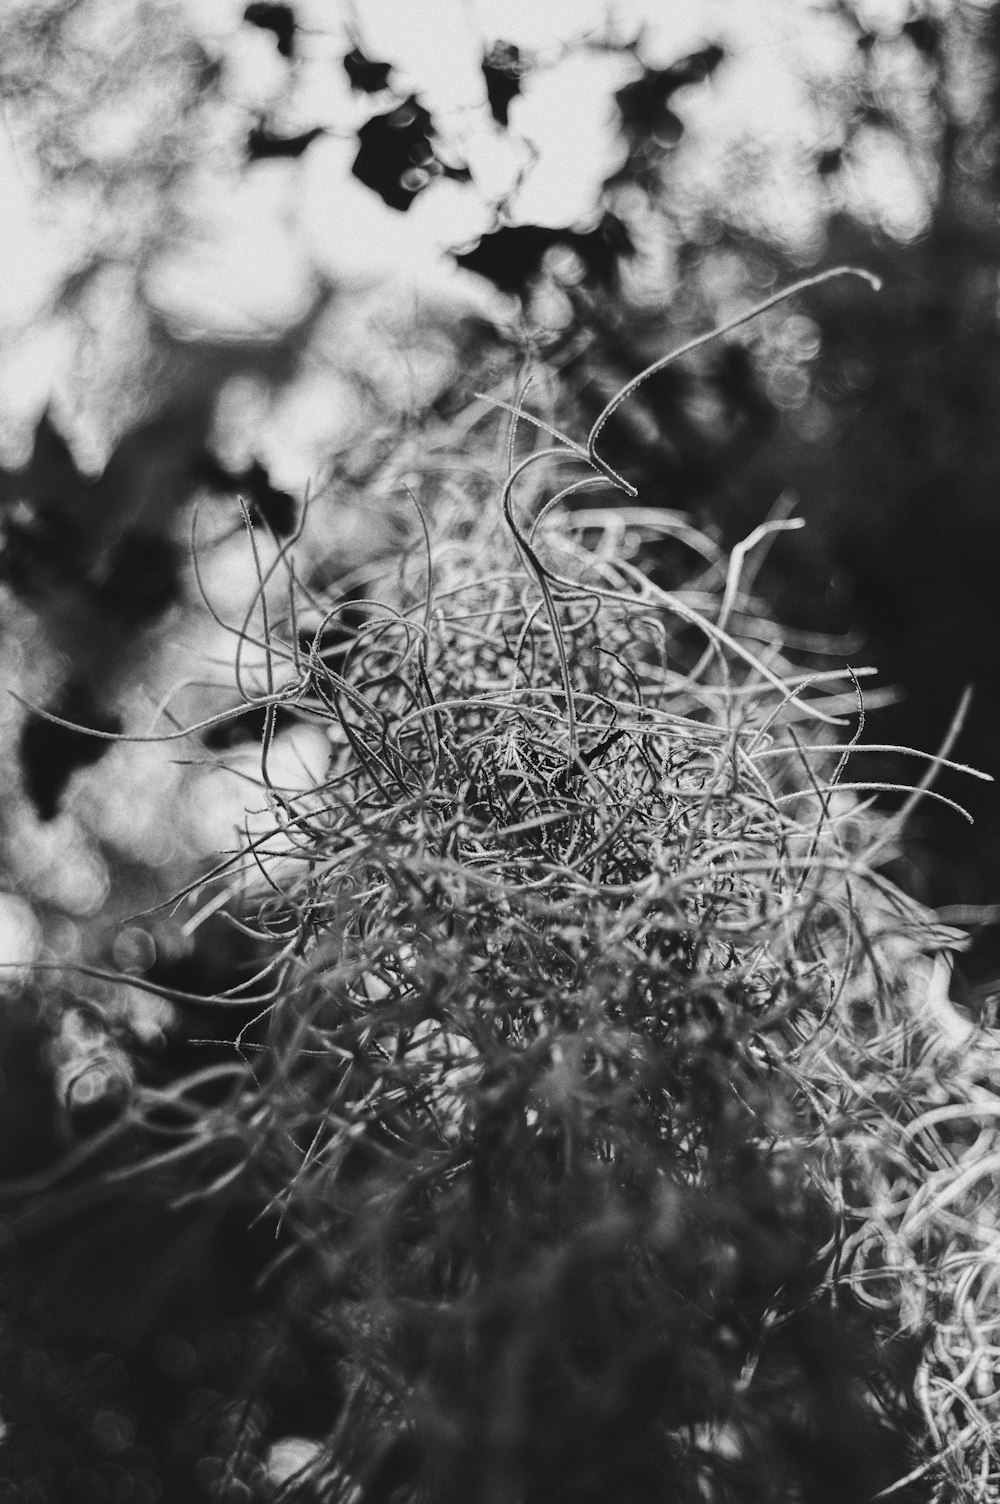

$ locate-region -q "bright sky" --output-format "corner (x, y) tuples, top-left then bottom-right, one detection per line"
(0, 0), (925, 460)
(0, 0), (733, 322)
(1, 0), (924, 324)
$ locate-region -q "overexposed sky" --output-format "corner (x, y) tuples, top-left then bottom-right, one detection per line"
(0, 0), (924, 327)
(0, 0), (739, 323)
(0, 0), (928, 465)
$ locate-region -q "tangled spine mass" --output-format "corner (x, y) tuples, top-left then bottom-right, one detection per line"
(201, 435), (934, 1501)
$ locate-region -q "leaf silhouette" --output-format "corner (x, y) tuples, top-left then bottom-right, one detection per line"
(453, 214), (633, 298)
(194, 48), (224, 93)
(0, 410), (92, 598)
(0, 407), (87, 511)
(901, 18), (940, 55)
(353, 97), (446, 211)
(482, 41), (525, 128)
(20, 678), (122, 821)
(453, 224), (567, 295)
(440, 160), (473, 186)
(617, 46), (723, 130)
(247, 123), (324, 161)
(92, 531), (181, 625)
(567, 213), (635, 290)
(858, 102), (895, 130)
(194, 455), (298, 536)
(0, 294), (332, 700)
(0, 501), (85, 600)
(344, 46), (393, 94)
(0, 411), (195, 612)
(28, 407), (77, 472)
(202, 702), (302, 751)
(611, 46), (724, 187)
(237, 459), (298, 536)
(243, 3), (296, 60)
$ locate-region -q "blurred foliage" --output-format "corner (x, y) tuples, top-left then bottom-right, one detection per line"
(736, 218), (1000, 910)
(0, 0), (226, 281)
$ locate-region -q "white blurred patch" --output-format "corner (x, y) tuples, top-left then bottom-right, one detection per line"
(470, 0), (613, 49)
(147, 168), (319, 340)
(615, 0), (728, 66)
(853, 0), (910, 30)
(265, 1437), (326, 1490)
(506, 50), (634, 225)
(184, 721), (330, 866)
(359, 0), (484, 111)
(217, 23), (289, 111)
(81, 742), (188, 869)
(299, 136), (491, 289)
(261, 368), (367, 485)
(0, 124), (61, 332)
(848, 127), (931, 243)
(0, 894), (42, 974)
(0, 320), (74, 466)
(9, 810), (111, 918)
